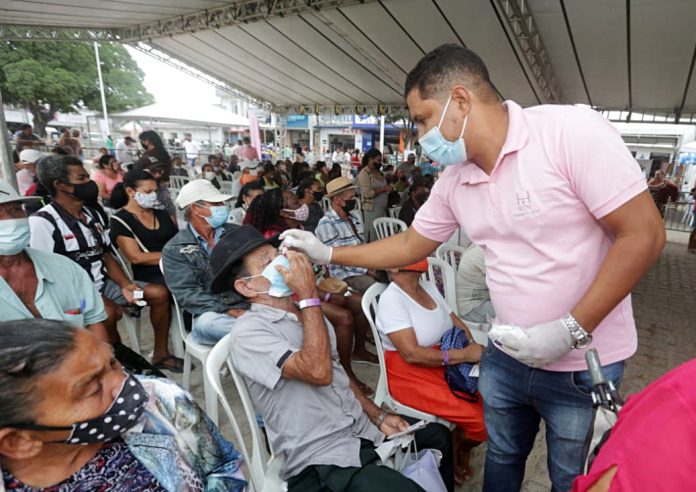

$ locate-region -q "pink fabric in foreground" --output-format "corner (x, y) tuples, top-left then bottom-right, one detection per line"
(573, 358), (696, 491)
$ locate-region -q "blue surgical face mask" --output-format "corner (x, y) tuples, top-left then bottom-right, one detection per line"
(244, 255), (293, 297)
(196, 204), (230, 228)
(418, 94), (468, 167)
(0, 218), (30, 255)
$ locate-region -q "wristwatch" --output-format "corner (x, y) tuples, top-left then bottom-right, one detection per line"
(562, 314), (593, 349)
(374, 410), (387, 427)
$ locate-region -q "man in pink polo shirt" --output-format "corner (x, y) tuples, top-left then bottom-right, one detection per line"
(280, 44), (665, 491)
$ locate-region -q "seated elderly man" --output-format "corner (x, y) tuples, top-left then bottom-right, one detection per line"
(208, 225), (454, 491)
(162, 179), (247, 345)
(0, 319), (246, 491)
(0, 179), (107, 341)
(315, 176), (377, 294)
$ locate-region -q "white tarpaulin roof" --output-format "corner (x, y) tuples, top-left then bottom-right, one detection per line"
(111, 102), (249, 127)
(3, 0), (696, 120)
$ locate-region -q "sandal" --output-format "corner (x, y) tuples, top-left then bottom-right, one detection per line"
(152, 355), (185, 374)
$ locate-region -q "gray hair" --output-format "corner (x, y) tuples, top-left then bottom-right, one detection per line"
(0, 320), (78, 426)
(35, 154), (84, 196)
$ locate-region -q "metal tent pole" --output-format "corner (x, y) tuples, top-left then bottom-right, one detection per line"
(0, 88), (18, 189)
(379, 115), (385, 154)
(94, 42), (110, 136)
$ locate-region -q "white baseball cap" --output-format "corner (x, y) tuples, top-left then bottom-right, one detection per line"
(19, 149), (43, 163)
(175, 179), (233, 209)
(0, 179), (40, 205)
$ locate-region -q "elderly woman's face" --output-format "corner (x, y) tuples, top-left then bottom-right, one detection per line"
(28, 330), (126, 442)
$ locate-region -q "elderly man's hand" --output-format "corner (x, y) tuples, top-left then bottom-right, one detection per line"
(279, 229), (332, 265)
(379, 414), (409, 437)
(276, 251), (318, 299)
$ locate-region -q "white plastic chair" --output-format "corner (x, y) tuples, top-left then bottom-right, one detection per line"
(361, 283), (452, 427)
(388, 206), (401, 219)
(228, 207), (246, 225)
(220, 181), (234, 195)
(435, 243), (468, 271)
(169, 175), (190, 191)
(373, 217), (407, 240)
(111, 247), (142, 352)
(159, 259), (217, 423)
(320, 196), (332, 213)
(206, 335), (286, 492)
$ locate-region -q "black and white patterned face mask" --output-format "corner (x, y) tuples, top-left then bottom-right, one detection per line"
(11, 373), (149, 445)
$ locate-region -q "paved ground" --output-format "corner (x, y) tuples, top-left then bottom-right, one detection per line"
(122, 234), (696, 491)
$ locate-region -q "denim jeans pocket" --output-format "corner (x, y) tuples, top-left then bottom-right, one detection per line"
(570, 360), (625, 397)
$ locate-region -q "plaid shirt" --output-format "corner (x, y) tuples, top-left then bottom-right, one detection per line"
(315, 208), (367, 279)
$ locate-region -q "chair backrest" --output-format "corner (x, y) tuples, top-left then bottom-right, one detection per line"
(205, 335), (264, 492)
(424, 257), (457, 312)
(435, 243), (468, 272)
(388, 206), (402, 219)
(159, 259), (188, 344)
(320, 196), (332, 213)
(373, 217), (407, 240)
(226, 344), (273, 490)
(169, 175), (190, 191)
(219, 181), (234, 195)
(360, 283), (389, 406)
(355, 196), (362, 211)
(228, 207), (245, 225)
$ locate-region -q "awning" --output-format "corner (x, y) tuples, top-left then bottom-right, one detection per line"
(3, 0), (696, 121)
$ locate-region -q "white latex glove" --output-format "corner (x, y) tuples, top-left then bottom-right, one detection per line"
(278, 229), (333, 265)
(489, 319), (574, 368)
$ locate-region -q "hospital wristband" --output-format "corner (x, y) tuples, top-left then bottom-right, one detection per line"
(298, 298), (322, 310)
(442, 349), (450, 366)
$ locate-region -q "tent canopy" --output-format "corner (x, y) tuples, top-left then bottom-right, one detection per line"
(111, 102), (250, 128)
(3, 0), (696, 120)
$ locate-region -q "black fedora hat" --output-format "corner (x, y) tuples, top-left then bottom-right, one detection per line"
(209, 225), (280, 294)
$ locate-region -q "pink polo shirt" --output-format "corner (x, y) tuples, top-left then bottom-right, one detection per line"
(413, 101), (647, 371)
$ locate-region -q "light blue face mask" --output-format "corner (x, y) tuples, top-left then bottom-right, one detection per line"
(0, 218), (30, 255)
(196, 204), (230, 228)
(418, 94), (468, 167)
(244, 255), (293, 297)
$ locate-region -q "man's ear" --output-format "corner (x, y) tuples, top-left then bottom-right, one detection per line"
(234, 278), (256, 299)
(0, 428), (44, 461)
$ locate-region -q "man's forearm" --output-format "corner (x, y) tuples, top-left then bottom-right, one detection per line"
(349, 379), (381, 420)
(572, 233), (664, 332)
(103, 253), (131, 288)
(296, 304), (332, 375)
(86, 322), (110, 342)
(331, 227), (439, 269)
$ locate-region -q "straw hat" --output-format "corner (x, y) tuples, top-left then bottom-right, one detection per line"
(325, 176), (356, 198)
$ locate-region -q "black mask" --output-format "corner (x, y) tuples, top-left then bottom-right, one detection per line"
(374, 162), (382, 171)
(343, 199), (357, 212)
(313, 191), (325, 202)
(66, 180), (99, 203)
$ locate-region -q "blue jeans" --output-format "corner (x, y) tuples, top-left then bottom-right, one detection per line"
(478, 344), (624, 492)
(192, 312), (237, 346)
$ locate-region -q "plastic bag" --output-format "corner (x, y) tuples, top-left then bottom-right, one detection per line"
(395, 439), (447, 492)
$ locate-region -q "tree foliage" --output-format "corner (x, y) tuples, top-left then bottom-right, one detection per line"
(0, 41), (153, 136)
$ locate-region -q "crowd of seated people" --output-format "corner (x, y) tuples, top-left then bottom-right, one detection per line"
(0, 140), (477, 490)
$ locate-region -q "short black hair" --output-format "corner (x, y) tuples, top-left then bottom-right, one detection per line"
(21, 124), (32, 130)
(404, 43), (495, 101)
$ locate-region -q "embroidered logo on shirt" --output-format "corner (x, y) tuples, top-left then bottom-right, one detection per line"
(512, 191), (541, 219)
